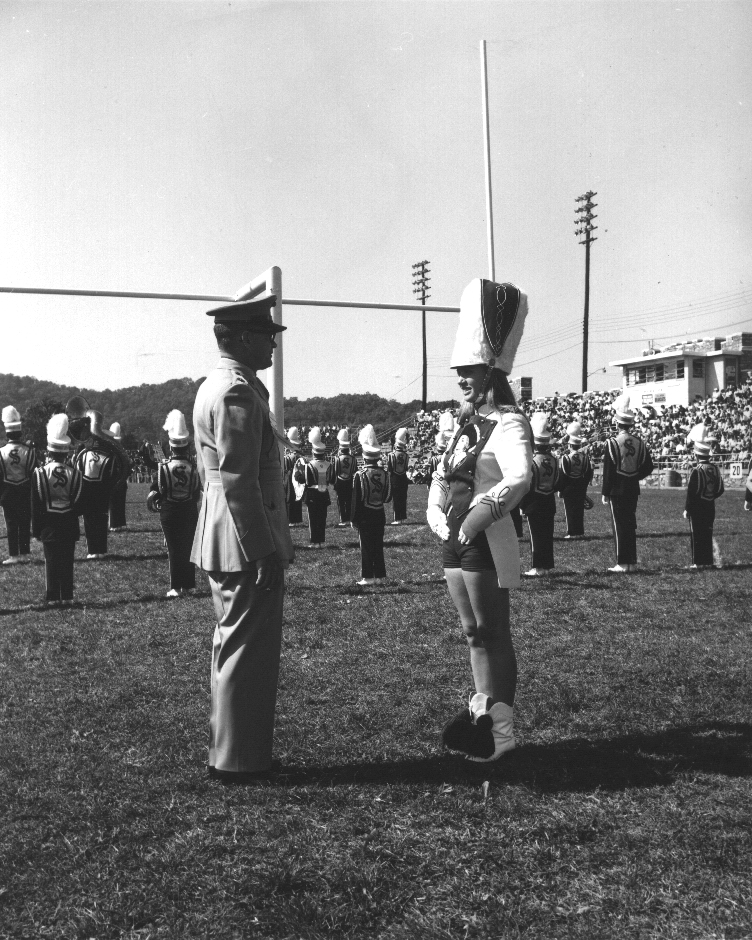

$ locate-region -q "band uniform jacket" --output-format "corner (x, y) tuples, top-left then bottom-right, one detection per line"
(386, 450), (410, 488)
(74, 443), (121, 513)
(601, 430), (654, 498)
(521, 451), (559, 514)
(332, 452), (357, 487)
(0, 439), (36, 507)
(301, 458), (335, 505)
(685, 461), (725, 515)
(351, 463), (392, 527)
(191, 357), (294, 572)
(153, 457), (201, 520)
(558, 448), (594, 496)
(31, 460), (83, 543)
(745, 467), (752, 505)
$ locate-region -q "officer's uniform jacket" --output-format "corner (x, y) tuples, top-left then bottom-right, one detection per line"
(685, 460), (725, 514)
(0, 439), (36, 507)
(601, 430), (654, 498)
(191, 357), (294, 572)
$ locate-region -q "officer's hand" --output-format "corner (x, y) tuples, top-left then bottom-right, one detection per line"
(602, 496), (610, 505)
(683, 510), (688, 519)
(256, 551), (283, 591)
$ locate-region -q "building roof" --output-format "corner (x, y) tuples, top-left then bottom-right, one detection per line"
(610, 347), (744, 368)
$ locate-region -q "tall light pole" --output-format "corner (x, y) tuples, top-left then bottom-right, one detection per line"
(574, 191), (598, 393)
(412, 260), (431, 410)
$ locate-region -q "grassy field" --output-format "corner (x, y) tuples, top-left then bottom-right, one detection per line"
(1, 484), (751, 939)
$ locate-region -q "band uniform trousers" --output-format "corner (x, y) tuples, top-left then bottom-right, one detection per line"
(109, 479), (128, 529)
(286, 492), (303, 524)
(563, 482), (588, 537)
(305, 490), (329, 543)
(2, 485), (32, 556)
(83, 510), (110, 555)
(334, 478), (353, 524)
(43, 540), (76, 602)
(608, 494), (639, 566)
(687, 502), (716, 567)
(391, 476), (409, 522)
(525, 494), (556, 570)
(510, 505), (524, 538)
(161, 503), (199, 590)
(208, 572), (285, 773)
(357, 507), (386, 579)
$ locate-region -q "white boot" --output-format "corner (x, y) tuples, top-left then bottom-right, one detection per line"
(466, 696), (516, 762)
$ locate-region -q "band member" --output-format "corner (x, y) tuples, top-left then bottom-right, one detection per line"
(428, 278), (532, 762)
(601, 393), (654, 573)
(75, 423), (126, 559)
(521, 413), (559, 576)
(296, 427), (334, 547)
(108, 422), (129, 532)
(558, 420), (594, 538)
(192, 296), (294, 782)
(684, 424), (724, 569)
(31, 415), (83, 606)
(332, 428), (357, 526)
(351, 425), (392, 585)
(387, 428), (410, 525)
(147, 410), (201, 596)
(283, 427), (304, 525)
(0, 405), (36, 565)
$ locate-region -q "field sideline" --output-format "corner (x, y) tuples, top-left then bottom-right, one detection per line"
(2, 485), (751, 939)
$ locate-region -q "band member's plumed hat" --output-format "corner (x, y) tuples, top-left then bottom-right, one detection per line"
(394, 428), (409, 451)
(450, 279), (529, 374)
(531, 412), (552, 445)
(164, 410), (190, 446)
(566, 420), (585, 444)
(687, 423), (715, 456)
(47, 414), (72, 452)
(435, 411), (456, 451)
(2, 406), (21, 432)
(308, 427), (327, 455)
(337, 428), (351, 447)
(612, 392), (636, 426)
(287, 426), (303, 449)
(206, 295), (285, 333)
(359, 425), (381, 458)
(109, 422), (122, 441)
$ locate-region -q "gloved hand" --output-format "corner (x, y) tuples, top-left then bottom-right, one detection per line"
(426, 505), (450, 541)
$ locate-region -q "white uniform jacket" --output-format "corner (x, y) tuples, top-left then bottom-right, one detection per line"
(191, 357), (294, 573)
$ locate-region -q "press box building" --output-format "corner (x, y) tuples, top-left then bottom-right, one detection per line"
(610, 333), (752, 410)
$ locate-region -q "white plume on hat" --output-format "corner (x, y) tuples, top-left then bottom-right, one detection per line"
(287, 426), (302, 447)
(531, 412), (552, 444)
(46, 413), (71, 452)
(109, 422), (122, 441)
(2, 406), (21, 431)
(359, 424), (381, 458)
(394, 427), (409, 450)
(450, 279), (529, 374)
(566, 420), (585, 443)
(687, 423), (715, 455)
(337, 428), (351, 446)
(308, 426), (327, 454)
(612, 392), (636, 425)
(163, 409), (189, 445)
(435, 411), (457, 450)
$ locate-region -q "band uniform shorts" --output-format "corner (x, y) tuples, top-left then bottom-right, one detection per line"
(442, 505), (495, 572)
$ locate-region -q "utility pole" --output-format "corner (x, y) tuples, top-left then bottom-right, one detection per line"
(412, 260), (431, 410)
(574, 191), (598, 393)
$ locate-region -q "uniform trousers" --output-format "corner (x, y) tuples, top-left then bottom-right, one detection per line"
(286, 495), (303, 524)
(109, 480), (128, 529)
(207, 571), (285, 773)
(608, 494), (639, 565)
(2, 489), (32, 555)
(305, 491), (329, 543)
(391, 477), (408, 522)
(356, 508), (386, 579)
(525, 497), (556, 570)
(82, 511), (110, 555)
(510, 506), (524, 539)
(562, 484), (588, 536)
(334, 479), (353, 524)
(687, 503), (716, 566)
(43, 540), (76, 601)
(161, 506), (198, 589)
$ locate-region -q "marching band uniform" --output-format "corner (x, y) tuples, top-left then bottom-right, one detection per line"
(297, 428), (334, 547)
(0, 406), (36, 564)
(558, 421), (594, 538)
(521, 414), (559, 576)
(684, 424), (724, 568)
(745, 466), (752, 512)
(601, 393), (654, 573)
(332, 428), (357, 526)
(283, 427), (304, 525)
(428, 412), (455, 484)
(75, 432), (125, 559)
(351, 425), (392, 584)
(386, 428), (410, 524)
(107, 422), (129, 531)
(31, 415), (83, 605)
(191, 298), (294, 778)
(148, 411), (201, 596)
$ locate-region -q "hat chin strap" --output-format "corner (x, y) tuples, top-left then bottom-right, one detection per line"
(473, 362), (495, 408)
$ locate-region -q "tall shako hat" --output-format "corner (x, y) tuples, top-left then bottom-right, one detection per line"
(109, 422), (122, 441)
(337, 428), (351, 448)
(612, 392), (636, 425)
(435, 411), (456, 451)
(394, 428), (409, 451)
(206, 295), (285, 333)
(687, 423), (715, 455)
(2, 406), (21, 432)
(566, 420), (585, 444)
(47, 414), (72, 452)
(286, 426), (303, 449)
(450, 279), (529, 374)
(531, 412), (552, 445)
(359, 425), (381, 458)
(164, 410), (190, 446)
(308, 427), (327, 455)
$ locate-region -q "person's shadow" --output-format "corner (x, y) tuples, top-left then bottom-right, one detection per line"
(271, 722), (751, 792)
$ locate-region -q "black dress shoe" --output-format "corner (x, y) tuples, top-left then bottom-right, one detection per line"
(208, 760), (282, 784)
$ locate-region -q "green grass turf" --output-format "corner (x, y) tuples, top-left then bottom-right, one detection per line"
(1, 484), (750, 939)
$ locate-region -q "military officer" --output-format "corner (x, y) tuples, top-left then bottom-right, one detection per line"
(601, 393), (654, 573)
(558, 420), (594, 538)
(192, 296), (294, 783)
(0, 405), (36, 565)
(283, 427), (304, 525)
(108, 422), (129, 532)
(520, 413), (559, 576)
(386, 427), (410, 524)
(684, 424), (724, 569)
(332, 428), (357, 526)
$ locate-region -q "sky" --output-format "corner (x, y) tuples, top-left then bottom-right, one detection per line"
(1, 0), (750, 415)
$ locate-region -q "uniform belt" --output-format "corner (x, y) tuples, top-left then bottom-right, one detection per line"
(204, 467), (282, 485)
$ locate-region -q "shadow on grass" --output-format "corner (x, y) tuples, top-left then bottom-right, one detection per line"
(0, 590), (212, 616)
(271, 723), (751, 793)
(76, 552), (168, 562)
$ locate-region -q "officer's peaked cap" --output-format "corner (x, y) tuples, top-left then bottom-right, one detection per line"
(207, 295), (285, 333)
